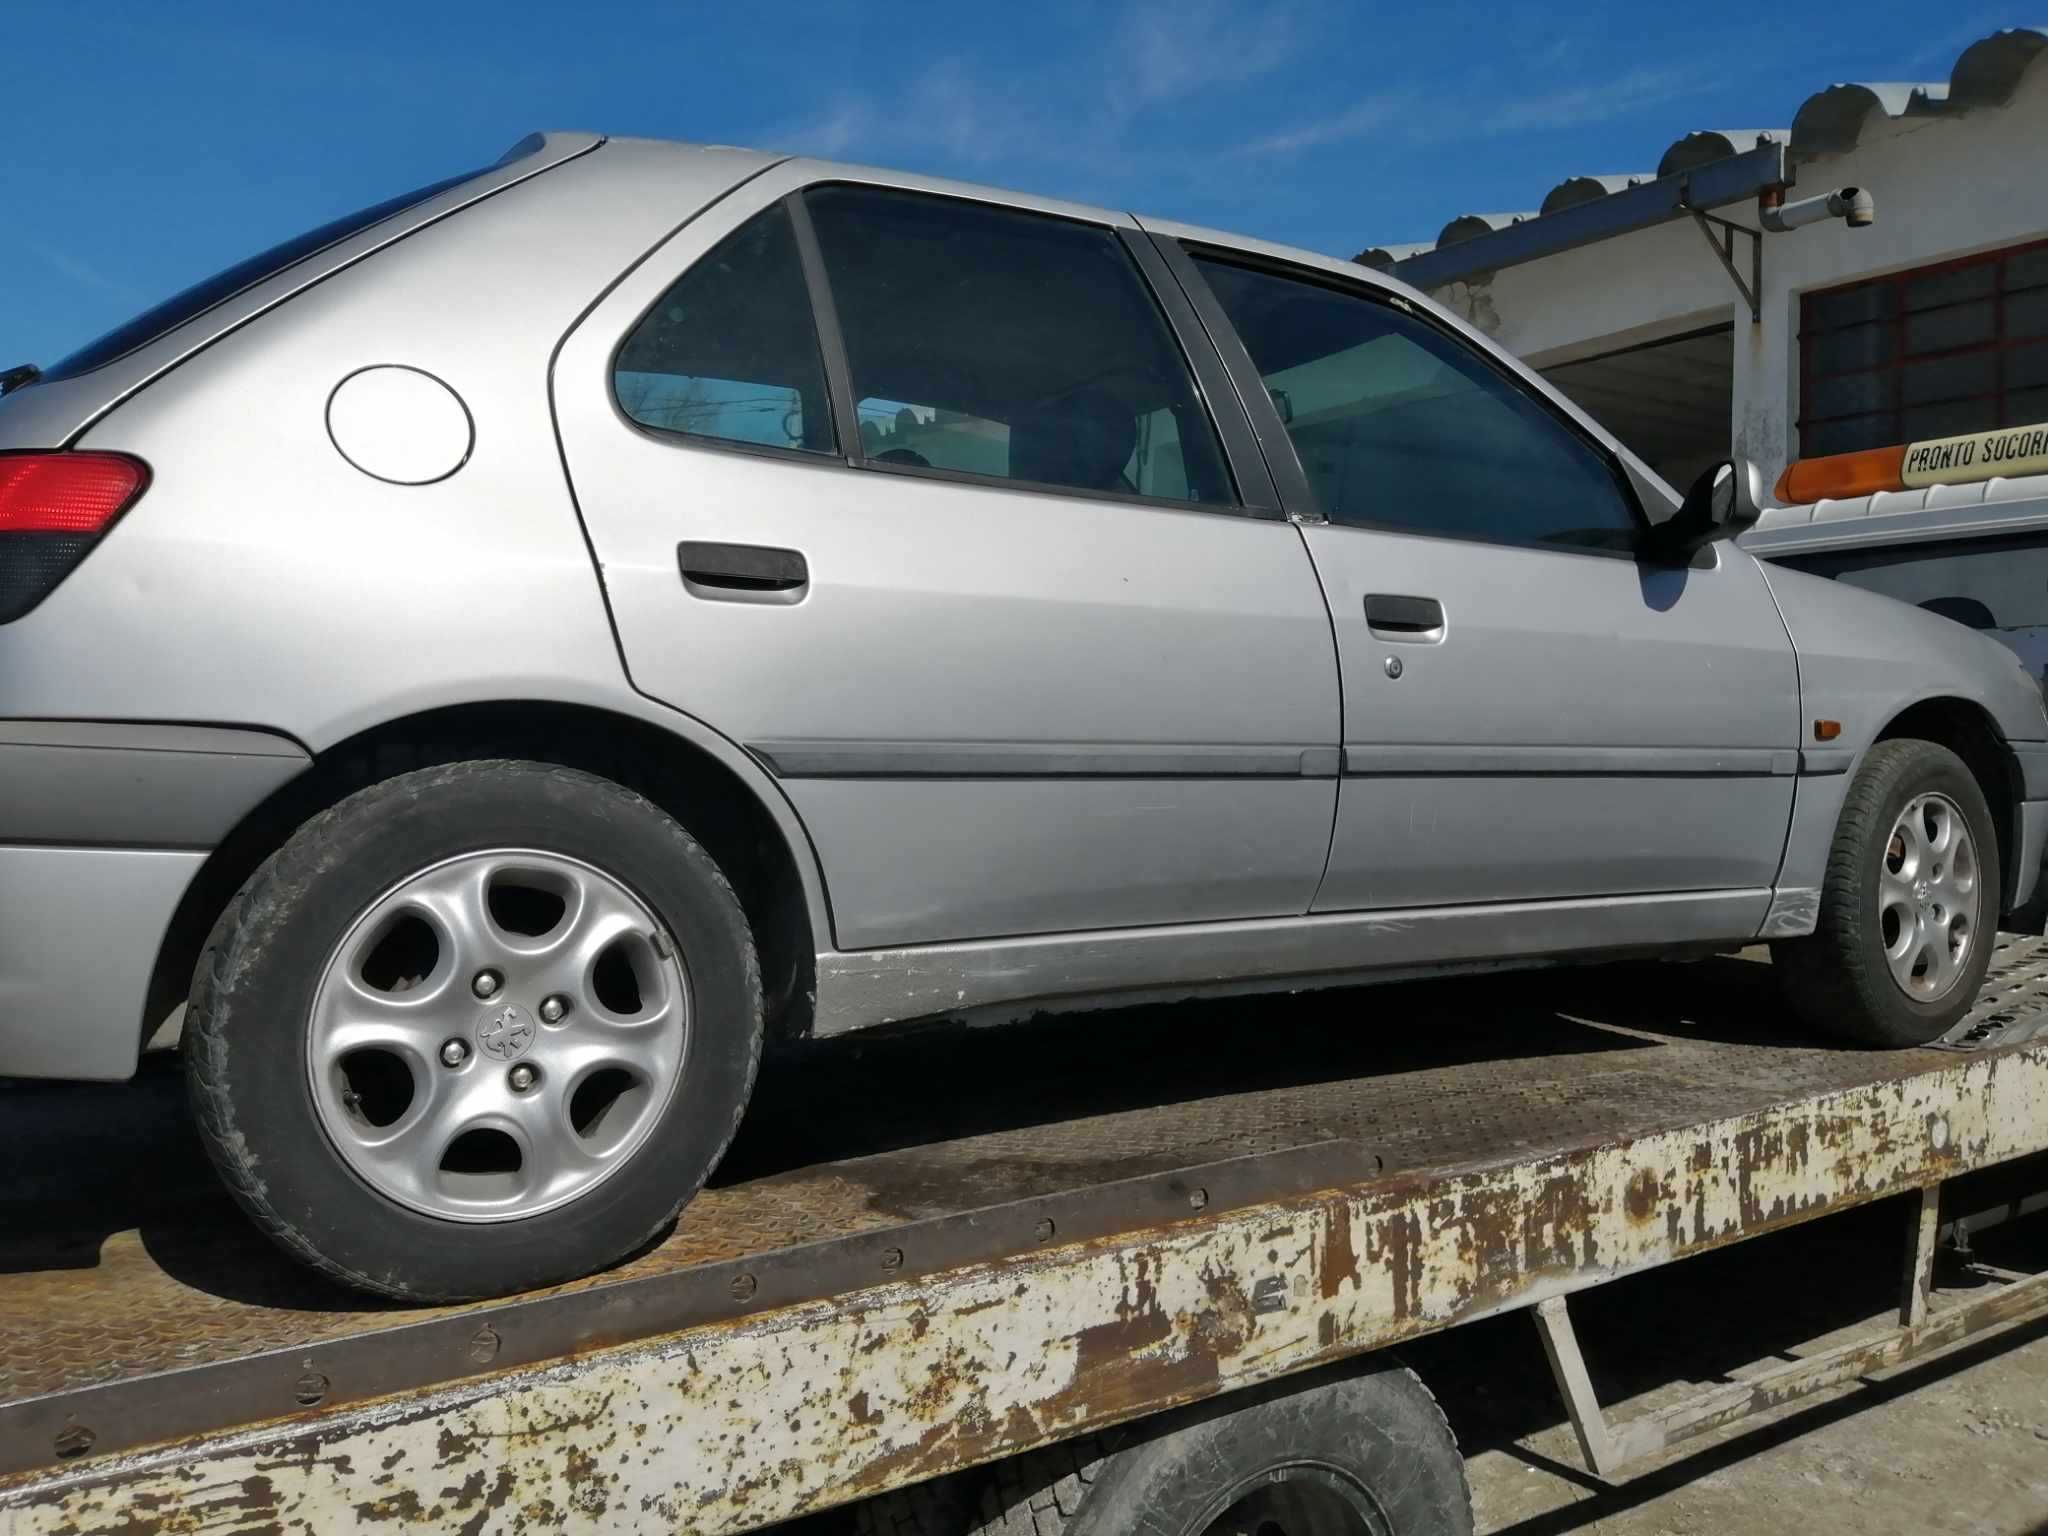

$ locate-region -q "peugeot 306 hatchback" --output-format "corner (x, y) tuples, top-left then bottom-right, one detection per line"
(6, 133), (2047, 1299)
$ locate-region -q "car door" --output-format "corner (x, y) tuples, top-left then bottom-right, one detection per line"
(1162, 241), (1802, 913)
(554, 171), (1340, 951)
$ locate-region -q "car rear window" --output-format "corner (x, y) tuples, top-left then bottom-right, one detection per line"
(39, 169), (485, 383)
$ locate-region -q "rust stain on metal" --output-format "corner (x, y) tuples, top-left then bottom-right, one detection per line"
(1367, 1207), (1424, 1322)
(10, 1044), (2048, 1536)
(1623, 1167), (1667, 1225)
(1318, 1197), (1359, 1299)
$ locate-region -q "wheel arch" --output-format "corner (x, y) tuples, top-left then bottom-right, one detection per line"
(1874, 695), (2020, 903)
(143, 699), (830, 1052)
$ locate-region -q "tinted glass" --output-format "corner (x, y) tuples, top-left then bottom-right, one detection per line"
(804, 187), (1233, 505)
(1777, 532), (2048, 690)
(1196, 258), (1637, 550)
(42, 170), (483, 382)
(615, 203), (835, 454)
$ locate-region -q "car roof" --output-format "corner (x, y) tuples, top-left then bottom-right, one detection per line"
(615, 135), (1436, 307)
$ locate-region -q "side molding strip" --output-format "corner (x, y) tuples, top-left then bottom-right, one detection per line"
(751, 740), (1327, 779)
(1343, 745), (1798, 777)
(753, 741), (1806, 781)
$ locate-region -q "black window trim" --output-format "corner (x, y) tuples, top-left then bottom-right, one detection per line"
(781, 179), (1273, 521)
(1153, 235), (1656, 561)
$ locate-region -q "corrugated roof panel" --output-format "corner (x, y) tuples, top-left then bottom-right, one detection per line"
(1791, 81), (1946, 154)
(1363, 28), (2048, 268)
(1438, 211), (1541, 246)
(1540, 174), (1655, 215)
(1658, 130), (1786, 177)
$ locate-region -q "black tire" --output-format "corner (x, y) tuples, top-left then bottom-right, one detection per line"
(184, 759), (762, 1301)
(856, 1471), (978, 1536)
(1773, 738), (2000, 1047)
(970, 1363), (1471, 1536)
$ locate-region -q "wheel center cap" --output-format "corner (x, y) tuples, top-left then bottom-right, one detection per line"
(1913, 877), (1933, 902)
(477, 1003), (536, 1061)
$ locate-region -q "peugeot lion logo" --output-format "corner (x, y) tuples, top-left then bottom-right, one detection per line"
(477, 1004), (536, 1061)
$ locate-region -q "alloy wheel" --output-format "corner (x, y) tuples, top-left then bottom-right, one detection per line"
(306, 849), (689, 1221)
(1878, 791), (1980, 1003)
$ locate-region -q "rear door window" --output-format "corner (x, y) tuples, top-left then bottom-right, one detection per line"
(614, 202), (835, 454)
(803, 186), (1235, 506)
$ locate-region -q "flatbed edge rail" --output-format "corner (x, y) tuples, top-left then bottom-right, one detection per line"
(6, 1043), (2048, 1535)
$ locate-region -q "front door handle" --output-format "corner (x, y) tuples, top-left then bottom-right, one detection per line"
(679, 541), (808, 600)
(1365, 592), (1445, 642)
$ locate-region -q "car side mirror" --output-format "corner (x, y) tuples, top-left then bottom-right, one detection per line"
(1649, 458), (1765, 561)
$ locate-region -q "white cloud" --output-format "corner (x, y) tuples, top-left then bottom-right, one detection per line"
(764, 0), (1303, 184)
(1243, 64), (1704, 158)
(1484, 67), (1691, 133)
(34, 245), (143, 304)
(1240, 94), (1409, 156)
(1116, 0), (1301, 106)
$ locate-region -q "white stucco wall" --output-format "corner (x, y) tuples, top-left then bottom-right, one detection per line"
(1426, 55), (2048, 491)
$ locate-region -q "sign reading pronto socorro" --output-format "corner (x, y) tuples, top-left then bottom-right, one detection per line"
(1901, 422), (2048, 487)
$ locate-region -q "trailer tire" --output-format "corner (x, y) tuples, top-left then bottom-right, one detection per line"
(968, 1362), (1471, 1536)
(1773, 738), (1999, 1047)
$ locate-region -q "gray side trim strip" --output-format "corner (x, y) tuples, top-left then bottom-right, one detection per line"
(1800, 747), (1856, 776)
(1342, 745), (1798, 777)
(751, 740), (1329, 779)
(0, 722), (310, 846)
(812, 887), (1771, 1035)
(0, 721), (307, 756)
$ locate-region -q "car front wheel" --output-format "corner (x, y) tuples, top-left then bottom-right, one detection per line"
(184, 759), (762, 1301)
(1774, 737), (1999, 1047)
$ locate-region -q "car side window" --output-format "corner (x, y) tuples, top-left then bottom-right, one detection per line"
(805, 185), (1235, 506)
(1193, 256), (1638, 551)
(614, 202), (836, 454)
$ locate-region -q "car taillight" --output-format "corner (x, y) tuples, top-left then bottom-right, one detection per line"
(0, 452), (148, 623)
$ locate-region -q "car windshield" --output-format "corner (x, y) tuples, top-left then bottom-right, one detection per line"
(37, 168), (485, 384)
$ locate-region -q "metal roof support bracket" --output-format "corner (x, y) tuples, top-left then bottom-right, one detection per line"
(1687, 205), (1762, 324)
(1383, 142), (1788, 292)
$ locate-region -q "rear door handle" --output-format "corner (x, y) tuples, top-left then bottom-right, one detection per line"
(679, 541), (808, 601)
(1364, 593), (1445, 642)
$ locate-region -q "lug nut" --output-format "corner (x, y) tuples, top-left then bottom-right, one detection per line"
(440, 1039), (469, 1068)
(508, 1063), (538, 1093)
(472, 970), (501, 999)
(539, 995), (567, 1024)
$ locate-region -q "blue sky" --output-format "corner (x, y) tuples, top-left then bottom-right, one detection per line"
(2, 1), (2015, 367)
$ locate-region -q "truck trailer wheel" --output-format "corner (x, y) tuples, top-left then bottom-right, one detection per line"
(1773, 738), (1999, 1047)
(967, 1362), (1471, 1536)
(184, 759), (763, 1301)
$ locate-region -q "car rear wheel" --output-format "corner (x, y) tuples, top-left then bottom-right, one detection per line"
(1773, 738), (1999, 1047)
(184, 759), (761, 1300)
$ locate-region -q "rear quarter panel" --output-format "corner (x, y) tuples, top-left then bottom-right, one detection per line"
(0, 141), (774, 748)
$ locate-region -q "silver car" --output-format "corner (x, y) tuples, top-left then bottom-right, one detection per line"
(5, 133), (2046, 1300)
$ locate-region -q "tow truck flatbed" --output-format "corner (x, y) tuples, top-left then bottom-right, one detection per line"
(6, 946), (2048, 1533)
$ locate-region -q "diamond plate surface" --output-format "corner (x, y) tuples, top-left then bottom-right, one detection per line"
(6, 943), (2048, 1407)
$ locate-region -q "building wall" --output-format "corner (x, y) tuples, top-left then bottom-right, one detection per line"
(1425, 56), (2048, 492)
